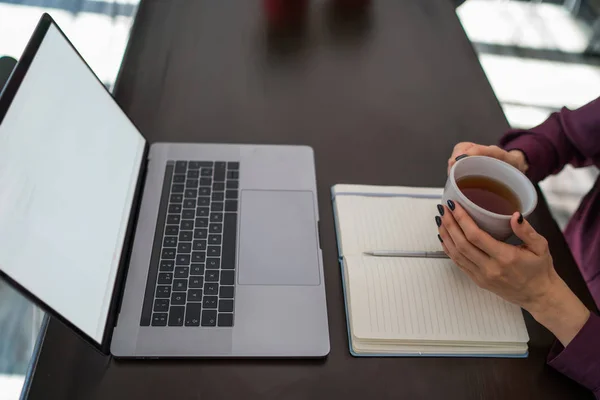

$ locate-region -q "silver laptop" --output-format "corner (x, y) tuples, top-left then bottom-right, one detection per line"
(0, 14), (329, 358)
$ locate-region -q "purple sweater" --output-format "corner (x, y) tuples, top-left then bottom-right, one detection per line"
(499, 96), (600, 398)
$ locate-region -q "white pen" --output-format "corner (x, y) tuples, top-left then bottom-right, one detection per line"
(363, 250), (449, 258)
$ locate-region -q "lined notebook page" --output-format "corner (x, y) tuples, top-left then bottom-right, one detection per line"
(345, 255), (529, 343)
(335, 195), (443, 255)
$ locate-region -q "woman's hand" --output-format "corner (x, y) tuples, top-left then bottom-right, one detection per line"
(447, 142), (528, 175)
(436, 201), (590, 346)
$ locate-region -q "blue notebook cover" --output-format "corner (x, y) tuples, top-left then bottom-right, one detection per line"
(331, 185), (529, 358)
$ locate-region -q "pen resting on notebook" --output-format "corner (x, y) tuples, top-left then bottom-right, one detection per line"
(363, 250), (449, 258)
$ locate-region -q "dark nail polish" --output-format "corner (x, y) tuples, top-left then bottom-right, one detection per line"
(435, 216), (442, 227)
(437, 204), (444, 216)
(437, 234), (443, 243)
(518, 213), (523, 224)
(447, 199), (455, 211)
(455, 154), (468, 161)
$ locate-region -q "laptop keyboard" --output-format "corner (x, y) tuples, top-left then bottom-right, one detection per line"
(140, 161), (239, 327)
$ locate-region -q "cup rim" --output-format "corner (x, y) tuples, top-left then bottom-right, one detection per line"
(449, 156), (538, 220)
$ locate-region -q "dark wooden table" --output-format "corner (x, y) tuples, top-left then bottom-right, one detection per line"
(26, 1), (596, 399)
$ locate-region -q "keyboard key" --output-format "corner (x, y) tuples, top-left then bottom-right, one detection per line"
(227, 162), (239, 170)
(213, 182), (225, 191)
(225, 200), (238, 212)
(167, 214), (180, 224)
(152, 313), (168, 326)
(199, 187), (211, 196)
(220, 286), (234, 298)
(198, 197), (210, 207)
(226, 180), (239, 189)
(197, 207), (209, 217)
(156, 285), (171, 298)
(226, 190), (238, 199)
(162, 249), (176, 259)
(163, 237), (177, 247)
(185, 189), (197, 198)
(170, 193), (183, 203)
(218, 313), (234, 327)
(192, 252), (206, 263)
(188, 289), (203, 302)
(176, 254), (191, 265)
(186, 179), (199, 188)
(208, 246), (220, 257)
(210, 213), (223, 223)
(212, 192), (224, 202)
(193, 240), (207, 251)
(208, 234), (221, 245)
(173, 174), (185, 183)
(191, 264), (204, 275)
(175, 161), (187, 173)
(172, 184), (185, 193)
(175, 267), (189, 278)
(168, 306), (185, 326)
(201, 168), (213, 177)
(221, 270), (235, 286)
(171, 292), (186, 305)
(201, 310), (217, 326)
(203, 296), (218, 309)
(173, 279), (187, 291)
(204, 282), (218, 295)
(158, 272), (173, 285)
(179, 230), (193, 241)
(188, 161), (202, 169)
(211, 202), (224, 212)
(154, 299), (169, 312)
(183, 199), (196, 208)
(207, 258), (220, 269)
(227, 170), (239, 179)
(194, 229), (208, 239)
(209, 224), (222, 234)
(169, 204), (182, 213)
(214, 162), (226, 182)
(206, 270), (219, 282)
(196, 217), (209, 228)
(165, 225), (179, 236)
(180, 220), (194, 230)
(219, 299), (234, 312)
(182, 209), (195, 220)
(185, 303), (202, 326)
(200, 178), (212, 186)
(177, 242), (191, 253)
(188, 170), (200, 179)
(160, 260), (174, 271)
(189, 276), (204, 288)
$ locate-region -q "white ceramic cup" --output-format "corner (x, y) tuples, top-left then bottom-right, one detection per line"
(442, 156), (538, 241)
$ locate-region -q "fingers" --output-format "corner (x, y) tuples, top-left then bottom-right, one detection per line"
(448, 201), (509, 258)
(448, 142), (475, 174)
(438, 224), (480, 282)
(510, 212), (549, 256)
(447, 143), (512, 174)
(438, 203), (489, 266)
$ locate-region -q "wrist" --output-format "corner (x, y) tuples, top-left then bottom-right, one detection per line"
(527, 277), (590, 347)
(508, 149), (529, 173)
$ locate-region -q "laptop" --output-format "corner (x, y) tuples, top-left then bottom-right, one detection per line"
(0, 14), (329, 358)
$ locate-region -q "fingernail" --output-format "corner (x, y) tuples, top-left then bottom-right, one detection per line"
(435, 216), (442, 227)
(437, 234), (443, 243)
(518, 213), (523, 224)
(437, 204), (444, 216)
(447, 199), (455, 211)
(455, 154), (468, 161)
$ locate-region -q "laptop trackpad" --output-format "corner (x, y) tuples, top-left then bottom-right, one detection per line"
(238, 190), (320, 286)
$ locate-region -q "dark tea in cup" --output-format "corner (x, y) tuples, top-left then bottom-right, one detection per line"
(457, 175), (521, 215)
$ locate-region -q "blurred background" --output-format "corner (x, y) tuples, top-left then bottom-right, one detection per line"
(0, 0), (598, 398)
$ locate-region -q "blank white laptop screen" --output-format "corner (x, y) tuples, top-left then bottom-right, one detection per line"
(0, 24), (146, 343)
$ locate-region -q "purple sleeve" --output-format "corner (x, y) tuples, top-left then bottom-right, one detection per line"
(498, 96), (600, 183)
(547, 313), (600, 398)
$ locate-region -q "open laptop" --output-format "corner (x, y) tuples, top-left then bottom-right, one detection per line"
(0, 14), (329, 358)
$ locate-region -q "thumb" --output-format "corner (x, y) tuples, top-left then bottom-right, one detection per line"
(510, 212), (548, 256)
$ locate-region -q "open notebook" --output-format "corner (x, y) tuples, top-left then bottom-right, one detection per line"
(332, 184), (529, 357)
